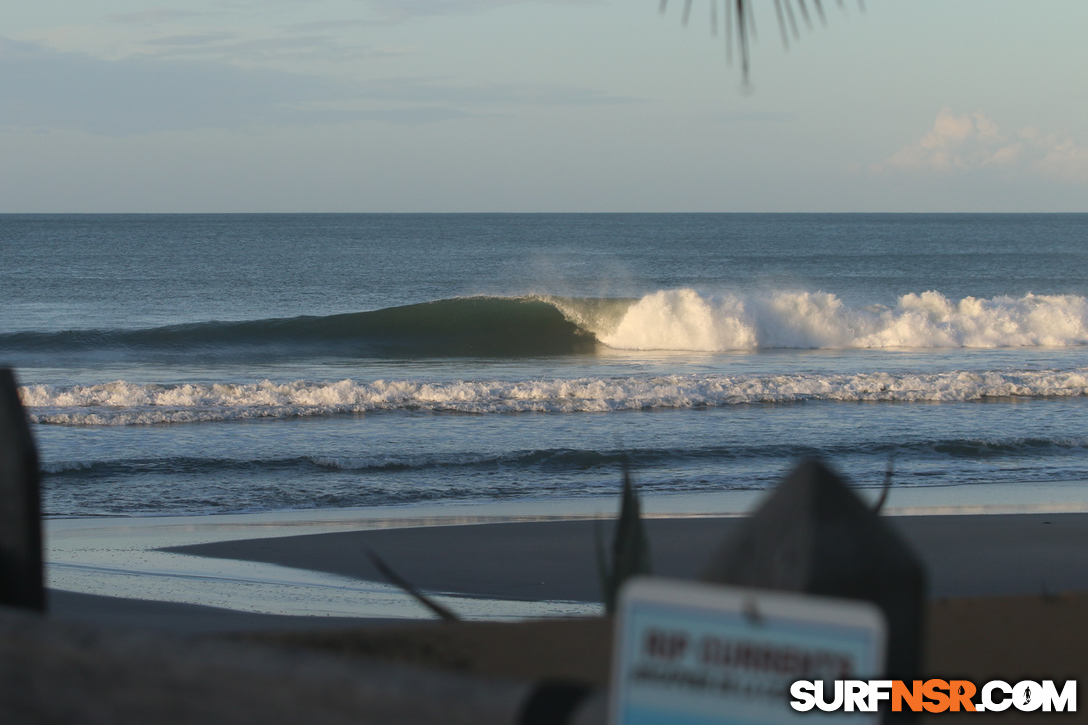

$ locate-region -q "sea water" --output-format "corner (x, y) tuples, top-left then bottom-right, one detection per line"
(3, 213), (1087, 518)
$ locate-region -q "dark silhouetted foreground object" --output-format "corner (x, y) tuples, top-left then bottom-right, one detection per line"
(7, 591), (1087, 724)
(518, 680), (594, 725)
(659, 0), (867, 83)
(367, 548), (460, 622)
(0, 606), (538, 725)
(0, 368), (44, 612)
(702, 459), (925, 683)
(596, 460), (651, 614)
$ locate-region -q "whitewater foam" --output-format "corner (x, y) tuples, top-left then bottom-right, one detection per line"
(20, 368), (1088, 426)
(590, 290), (1088, 351)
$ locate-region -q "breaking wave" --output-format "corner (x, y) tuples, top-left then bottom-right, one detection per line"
(3, 290), (1088, 361)
(578, 290), (1088, 351)
(21, 368), (1088, 425)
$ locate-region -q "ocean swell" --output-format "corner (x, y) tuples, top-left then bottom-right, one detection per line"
(3, 291), (1086, 362)
(0, 297), (595, 359)
(39, 437), (1088, 485)
(21, 368), (1088, 425)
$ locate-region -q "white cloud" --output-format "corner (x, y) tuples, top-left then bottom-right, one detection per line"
(0, 36), (635, 135)
(1033, 135), (1088, 184)
(876, 108), (1088, 183)
(0, 36), (343, 134)
(105, 9), (209, 26)
(362, 0), (601, 23)
(20, 1), (601, 78)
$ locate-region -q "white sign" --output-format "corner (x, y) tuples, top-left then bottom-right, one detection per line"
(610, 578), (887, 725)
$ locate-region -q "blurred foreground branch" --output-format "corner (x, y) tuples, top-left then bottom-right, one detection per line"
(659, 0), (866, 84)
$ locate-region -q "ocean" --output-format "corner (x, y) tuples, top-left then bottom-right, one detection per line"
(4, 213), (1088, 519)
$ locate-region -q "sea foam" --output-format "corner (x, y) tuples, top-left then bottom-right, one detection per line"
(20, 368), (1088, 425)
(584, 290), (1088, 351)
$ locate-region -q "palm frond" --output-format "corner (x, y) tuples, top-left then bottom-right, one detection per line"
(366, 549), (459, 622)
(660, 0), (866, 83)
(597, 457), (652, 614)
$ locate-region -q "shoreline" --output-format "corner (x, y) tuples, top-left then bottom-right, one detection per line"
(43, 473), (1088, 522)
(44, 498), (1088, 634)
(174, 512), (1088, 602)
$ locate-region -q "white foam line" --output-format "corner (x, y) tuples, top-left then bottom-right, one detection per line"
(47, 558), (597, 620)
(45, 511), (604, 620)
(595, 289), (1088, 351)
(884, 502), (1088, 516)
(22, 365), (1088, 426)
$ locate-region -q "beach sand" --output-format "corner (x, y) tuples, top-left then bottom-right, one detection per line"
(48, 590), (399, 635)
(47, 512), (1088, 633)
(36, 511), (1088, 723)
(168, 512), (1088, 604)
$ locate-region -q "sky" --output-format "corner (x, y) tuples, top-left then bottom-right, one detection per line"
(2, 0), (1087, 212)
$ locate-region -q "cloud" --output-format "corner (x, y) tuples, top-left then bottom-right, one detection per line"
(1031, 134), (1088, 183)
(0, 36), (633, 135)
(143, 33), (239, 47)
(144, 33), (382, 65)
(171, 0), (599, 23)
(876, 108), (1088, 183)
(0, 36), (344, 135)
(362, 0), (601, 22)
(105, 9), (208, 26)
(285, 19), (379, 33)
(708, 110), (796, 124)
(359, 77), (639, 106)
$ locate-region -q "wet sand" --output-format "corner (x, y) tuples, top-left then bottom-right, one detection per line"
(47, 590), (399, 635)
(47, 512), (1088, 636)
(169, 512), (1088, 604)
(42, 511), (1088, 697)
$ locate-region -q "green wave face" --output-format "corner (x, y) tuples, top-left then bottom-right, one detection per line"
(0, 296), (603, 359)
(313, 297), (601, 356)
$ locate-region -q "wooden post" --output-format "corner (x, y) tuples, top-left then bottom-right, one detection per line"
(0, 368), (44, 611)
